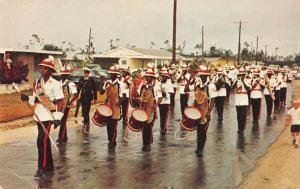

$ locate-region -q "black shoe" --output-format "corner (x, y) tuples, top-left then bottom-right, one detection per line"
(237, 130), (244, 135)
(34, 168), (45, 177)
(108, 142), (116, 149)
(195, 149), (203, 157)
(142, 145), (151, 152)
(43, 168), (55, 177)
(56, 138), (68, 144)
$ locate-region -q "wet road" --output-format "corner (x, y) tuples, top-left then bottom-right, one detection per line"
(0, 84), (292, 189)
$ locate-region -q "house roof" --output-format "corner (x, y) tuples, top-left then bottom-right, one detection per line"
(0, 48), (63, 55)
(203, 57), (221, 62)
(93, 47), (186, 60)
(127, 48), (173, 58)
(62, 53), (86, 60)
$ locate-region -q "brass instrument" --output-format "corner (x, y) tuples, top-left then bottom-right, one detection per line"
(195, 86), (208, 105)
(194, 86), (210, 124)
(140, 85), (156, 123)
(34, 80), (56, 111)
(265, 75), (276, 100)
(106, 83), (121, 119)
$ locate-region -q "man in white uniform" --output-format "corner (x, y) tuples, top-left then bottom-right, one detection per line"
(21, 56), (64, 177)
(158, 67), (173, 135)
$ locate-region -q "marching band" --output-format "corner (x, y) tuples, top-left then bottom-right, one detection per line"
(20, 56), (290, 177)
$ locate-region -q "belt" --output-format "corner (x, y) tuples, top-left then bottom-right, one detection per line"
(251, 89), (261, 91)
(236, 92), (248, 94)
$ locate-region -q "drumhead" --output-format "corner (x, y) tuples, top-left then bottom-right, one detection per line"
(132, 109), (148, 122)
(184, 107), (201, 119)
(98, 105), (113, 116)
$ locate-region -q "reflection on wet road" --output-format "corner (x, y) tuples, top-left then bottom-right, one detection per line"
(0, 85), (292, 189)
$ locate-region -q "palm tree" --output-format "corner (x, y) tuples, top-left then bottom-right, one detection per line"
(150, 42), (155, 48)
(194, 44), (201, 60)
(164, 40), (171, 51)
(244, 42), (250, 49)
(223, 49), (233, 64)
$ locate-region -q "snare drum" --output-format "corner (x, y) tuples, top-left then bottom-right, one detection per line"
(92, 104), (113, 127)
(127, 109), (148, 132)
(180, 107), (202, 131)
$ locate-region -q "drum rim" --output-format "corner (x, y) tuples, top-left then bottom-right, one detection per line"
(184, 106), (202, 119)
(92, 117), (107, 127)
(180, 121), (197, 131)
(127, 123), (143, 132)
(131, 108), (149, 120)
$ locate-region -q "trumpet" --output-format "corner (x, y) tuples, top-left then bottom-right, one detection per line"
(265, 75), (276, 100)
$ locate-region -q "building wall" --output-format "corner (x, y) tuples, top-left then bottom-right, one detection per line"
(16, 53), (35, 84)
(128, 58), (143, 69)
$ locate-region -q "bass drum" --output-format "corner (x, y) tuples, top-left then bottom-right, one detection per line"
(180, 107), (202, 131)
(127, 109), (148, 132)
(92, 104), (113, 127)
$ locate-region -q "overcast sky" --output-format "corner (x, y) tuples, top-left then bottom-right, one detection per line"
(0, 0), (299, 56)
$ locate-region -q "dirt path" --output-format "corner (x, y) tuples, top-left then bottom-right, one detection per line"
(240, 80), (300, 189)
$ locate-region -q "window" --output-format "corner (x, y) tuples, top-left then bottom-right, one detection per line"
(157, 59), (162, 66)
(122, 60), (127, 65)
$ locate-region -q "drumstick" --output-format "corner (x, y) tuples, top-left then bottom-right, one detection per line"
(12, 82), (59, 152)
(123, 126), (140, 142)
(173, 126), (195, 141)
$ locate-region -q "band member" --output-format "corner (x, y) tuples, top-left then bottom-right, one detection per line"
(213, 67), (231, 124)
(20, 56), (64, 177)
(262, 68), (276, 119)
(2, 53), (16, 84)
(280, 68), (288, 106)
(193, 66), (212, 156)
(177, 64), (191, 116)
(101, 65), (125, 149)
(274, 71), (281, 111)
(169, 64), (178, 108)
(129, 69), (143, 108)
(56, 69), (77, 144)
(250, 68), (263, 126)
(77, 67), (97, 131)
(232, 67), (251, 134)
(158, 67), (173, 135)
(139, 69), (162, 151)
(121, 66), (131, 126)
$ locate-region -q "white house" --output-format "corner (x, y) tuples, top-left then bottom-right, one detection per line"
(93, 47), (186, 70)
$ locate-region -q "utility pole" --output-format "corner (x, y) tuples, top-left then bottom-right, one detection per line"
(255, 36), (258, 65)
(233, 20), (247, 65)
(87, 27), (94, 63)
(172, 0), (177, 65)
(275, 47), (279, 62)
(87, 28), (92, 56)
(201, 26), (204, 61)
(264, 45), (268, 65)
(109, 39), (113, 50)
(250, 42), (253, 62)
